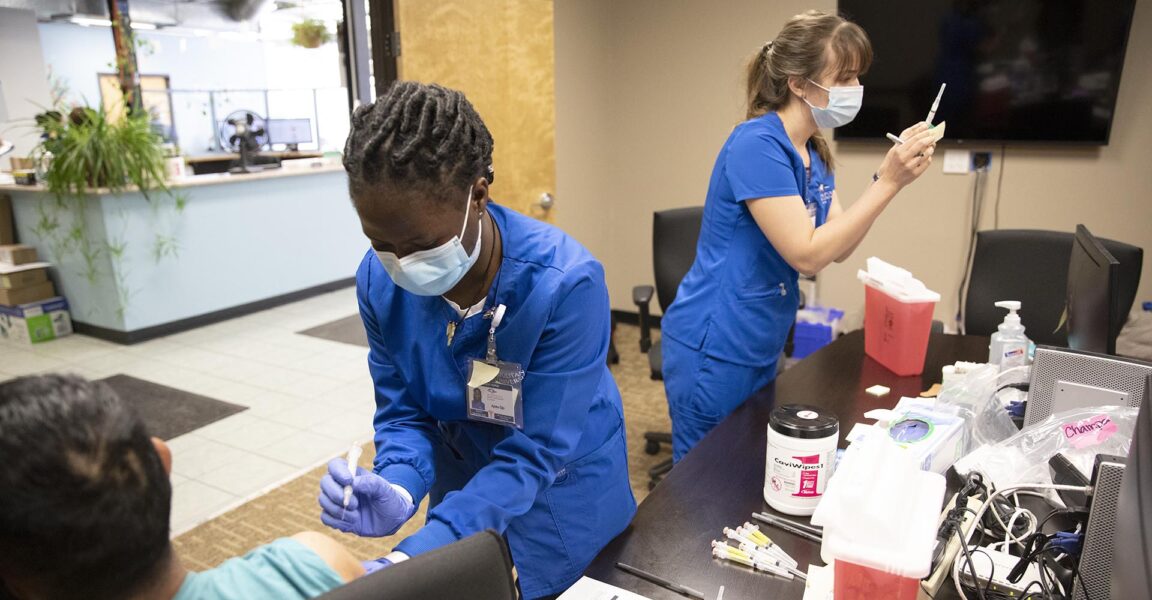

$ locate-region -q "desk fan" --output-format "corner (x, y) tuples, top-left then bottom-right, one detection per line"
(218, 110), (268, 174)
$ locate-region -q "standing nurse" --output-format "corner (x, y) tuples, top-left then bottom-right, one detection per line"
(661, 10), (938, 461)
(317, 82), (635, 599)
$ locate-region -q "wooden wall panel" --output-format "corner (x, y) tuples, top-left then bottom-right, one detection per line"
(396, 0), (556, 221)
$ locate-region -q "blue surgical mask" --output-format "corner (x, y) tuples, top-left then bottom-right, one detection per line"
(375, 186), (483, 296)
(804, 79), (863, 129)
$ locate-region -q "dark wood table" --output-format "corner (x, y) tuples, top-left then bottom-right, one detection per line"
(586, 330), (989, 599)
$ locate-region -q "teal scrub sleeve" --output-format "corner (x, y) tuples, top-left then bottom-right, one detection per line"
(357, 265), (441, 504)
(725, 127), (802, 202)
(172, 538), (345, 600)
(395, 262), (612, 556)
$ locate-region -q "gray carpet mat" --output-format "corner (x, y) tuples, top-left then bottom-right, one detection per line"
(99, 374), (247, 440)
(297, 314), (369, 348)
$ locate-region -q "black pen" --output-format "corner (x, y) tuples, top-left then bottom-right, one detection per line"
(752, 512), (823, 544)
(753, 512), (824, 537)
(616, 562), (705, 599)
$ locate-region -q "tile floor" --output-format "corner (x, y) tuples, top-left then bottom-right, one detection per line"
(0, 286), (378, 536)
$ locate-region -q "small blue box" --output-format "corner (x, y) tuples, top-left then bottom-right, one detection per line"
(792, 307), (844, 359)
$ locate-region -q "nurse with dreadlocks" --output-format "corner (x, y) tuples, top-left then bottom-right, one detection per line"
(316, 81), (635, 599)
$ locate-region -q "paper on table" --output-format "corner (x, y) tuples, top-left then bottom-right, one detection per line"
(801, 564), (833, 600)
(558, 576), (654, 600)
(467, 360), (500, 388)
(0, 261), (50, 275)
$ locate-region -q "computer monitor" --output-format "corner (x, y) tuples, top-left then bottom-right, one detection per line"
(266, 118), (313, 151)
(1112, 372), (1152, 598)
(1024, 345), (1152, 429)
(1066, 224), (1120, 355)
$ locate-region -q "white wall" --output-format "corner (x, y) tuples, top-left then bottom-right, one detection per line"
(0, 8), (54, 163)
(555, 0), (1152, 331)
(553, 0), (615, 268)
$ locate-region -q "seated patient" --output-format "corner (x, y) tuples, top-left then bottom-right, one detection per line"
(0, 374), (364, 600)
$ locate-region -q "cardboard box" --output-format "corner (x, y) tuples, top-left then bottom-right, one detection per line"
(0, 194), (13, 245)
(1, 267), (48, 289)
(0, 296), (72, 344)
(0, 281), (55, 306)
(0, 261), (52, 288)
(0, 244), (38, 265)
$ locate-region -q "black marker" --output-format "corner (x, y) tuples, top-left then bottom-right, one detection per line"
(615, 562), (705, 599)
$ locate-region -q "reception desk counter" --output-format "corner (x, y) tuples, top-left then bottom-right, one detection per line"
(2, 160), (365, 343)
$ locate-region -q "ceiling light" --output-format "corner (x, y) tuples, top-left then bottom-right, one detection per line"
(70, 16), (112, 27)
(68, 17), (158, 30)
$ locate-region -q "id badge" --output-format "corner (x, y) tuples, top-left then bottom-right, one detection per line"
(466, 359), (525, 429)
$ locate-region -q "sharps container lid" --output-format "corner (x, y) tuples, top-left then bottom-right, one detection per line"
(769, 404), (839, 439)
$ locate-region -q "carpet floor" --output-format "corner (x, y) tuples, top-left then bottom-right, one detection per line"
(171, 323), (671, 569)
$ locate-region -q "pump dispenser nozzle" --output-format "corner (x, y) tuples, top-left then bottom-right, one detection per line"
(994, 301), (1022, 325)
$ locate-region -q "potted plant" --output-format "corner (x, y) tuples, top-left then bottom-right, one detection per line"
(291, 18), (332, 48)
(28, 103), (184, 313)
(33, 106), (169, 193)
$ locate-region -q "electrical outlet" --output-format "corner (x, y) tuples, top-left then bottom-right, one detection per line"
(972, 151), (992, 171)
(943, 150), (970, 174)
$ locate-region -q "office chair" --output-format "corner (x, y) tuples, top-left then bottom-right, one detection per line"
(964, 229), (1142, 348)
(632, 207), (704, 489)
(632, 208), (808, 488)
(316, 530), (516, 600)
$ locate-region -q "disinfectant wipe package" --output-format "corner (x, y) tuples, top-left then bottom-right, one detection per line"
(953, 405), (1138, 490)
(846, 363), (1019, 475)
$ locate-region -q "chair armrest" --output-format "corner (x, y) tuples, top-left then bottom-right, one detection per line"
(633, 285), (654, 306)
(633, 285), (655, 353)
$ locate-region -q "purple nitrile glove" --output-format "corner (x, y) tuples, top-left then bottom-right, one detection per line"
(318, 457), (414, 537)
(361, 557), (392, 575)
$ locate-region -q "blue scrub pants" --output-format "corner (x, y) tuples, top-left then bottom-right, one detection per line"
(662, 336), (778, 462)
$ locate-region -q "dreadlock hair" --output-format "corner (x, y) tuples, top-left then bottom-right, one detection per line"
(745, 10), (872, 173)
(343, 81), (495, 204)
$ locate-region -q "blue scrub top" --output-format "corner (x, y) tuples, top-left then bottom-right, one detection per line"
(356, 203), (636, 598)
(662, 112), (835, 367)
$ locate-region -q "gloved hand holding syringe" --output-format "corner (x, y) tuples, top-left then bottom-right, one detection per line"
(318, 444), (415, 537)
(342, 444), (362, 517)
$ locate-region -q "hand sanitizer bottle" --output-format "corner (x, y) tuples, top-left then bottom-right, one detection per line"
(988, 301), (1030, 370)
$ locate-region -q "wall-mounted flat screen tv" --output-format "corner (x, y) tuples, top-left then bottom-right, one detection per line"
(836, 0), (1137, 145)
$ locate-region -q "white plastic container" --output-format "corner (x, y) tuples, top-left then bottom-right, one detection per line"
(764, 404), (839, 515)
(811, 440), (946, 599)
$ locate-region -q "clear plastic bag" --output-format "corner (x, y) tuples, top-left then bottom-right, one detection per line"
(934, 363), (1020, 454)
(953, 405), (1139, 489)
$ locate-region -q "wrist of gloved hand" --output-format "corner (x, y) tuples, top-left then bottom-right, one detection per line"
(361, 557), (392, 575)
(318, 458), (416, 537)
